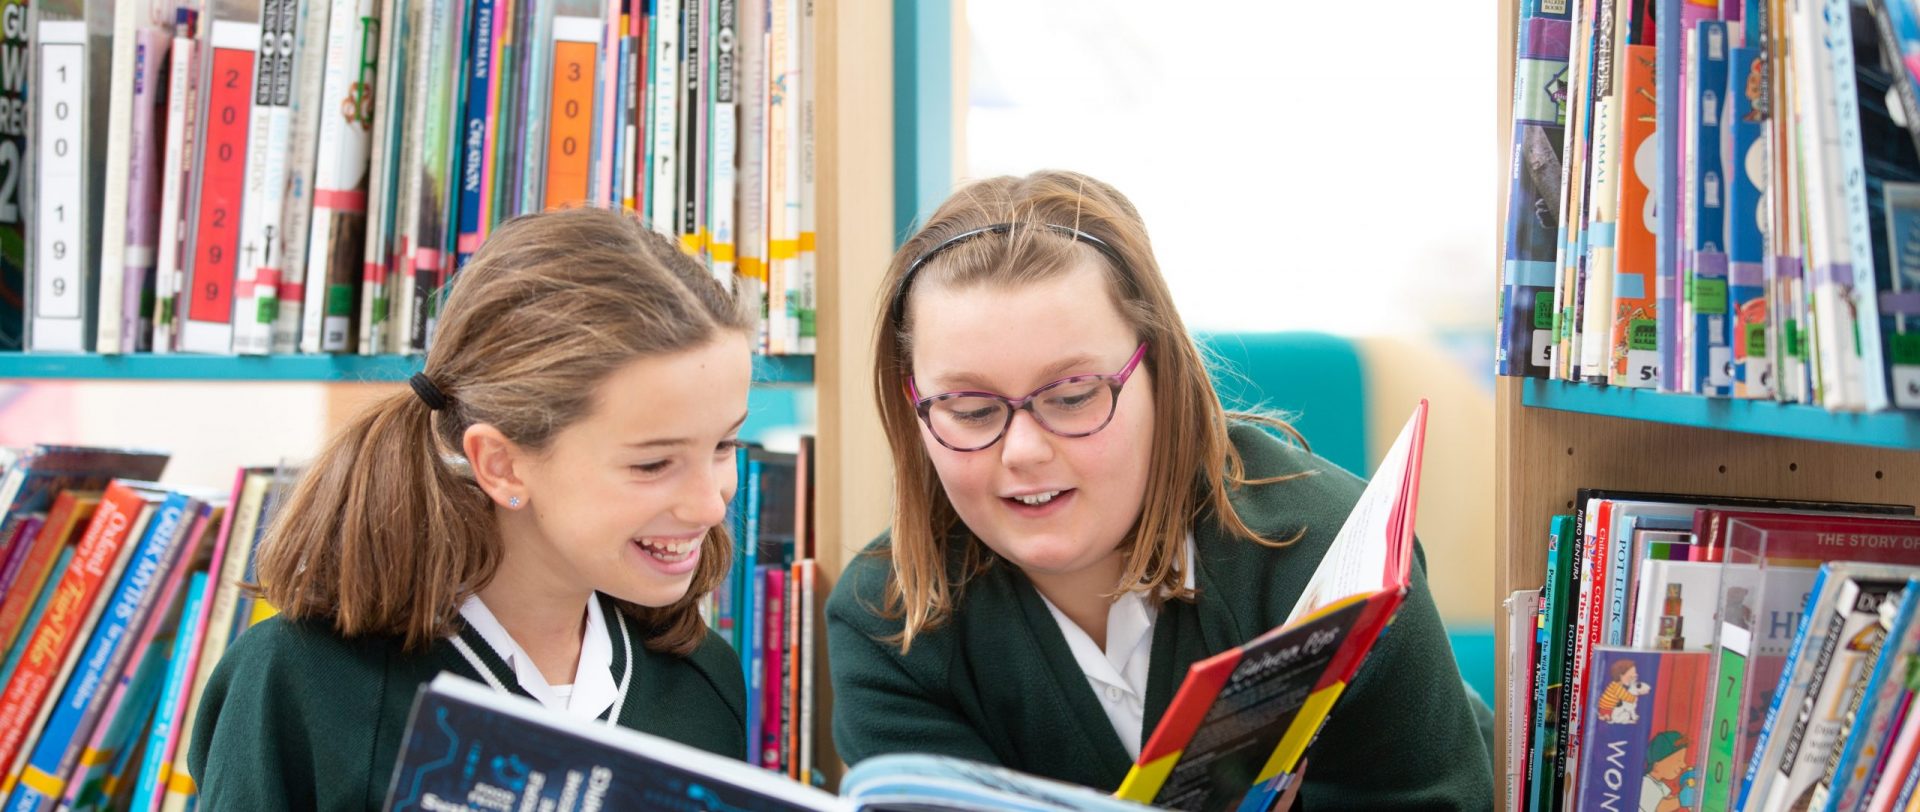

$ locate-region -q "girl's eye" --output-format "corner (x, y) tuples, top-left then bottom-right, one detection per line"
(631, 460), (673, 475)
(715, 438), (742, 456)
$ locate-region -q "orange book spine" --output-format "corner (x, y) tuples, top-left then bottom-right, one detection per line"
(0, 493), (100, 653)
(543, 31), (598, 209)
(0, 482), (152, 773)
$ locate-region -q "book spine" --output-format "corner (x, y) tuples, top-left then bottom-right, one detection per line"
(761, 566), (782, 769)
(232, 0), (299, 356)
(675, 0), (702, 249)
(543, 15), (600, 209)
(0, 484), (148, 777)
(123, 30), (173, 354)
(648, 0), (680, 236)
(738, 0), (767, 348)
(301, 0), (378, 353)
(151, 13), (201, 355)
(270, 0), (332, 353)
(355, 0), (409, 356)
(0, 551), (74, 699)
(794, 0), (813, 354)
(127, 573), (206, 812)
(29, 20), (94, 352)
(178, 19), (263, 355)
(706, 0), (737, 288)
(456, 0), (497, 266)
(93, 0), (147, 357)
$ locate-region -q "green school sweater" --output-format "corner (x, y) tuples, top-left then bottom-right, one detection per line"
(827, 423), (1495, 810)
(187, 593), (745, 811)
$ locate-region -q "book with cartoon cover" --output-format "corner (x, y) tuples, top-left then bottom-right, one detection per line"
(1574, 648), (1712, 812)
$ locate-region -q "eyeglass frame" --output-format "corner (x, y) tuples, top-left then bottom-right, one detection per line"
(908, 341), (1151, 452)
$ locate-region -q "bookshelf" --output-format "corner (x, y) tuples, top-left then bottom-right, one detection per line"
(0, 0), (942, 790)
(0, 352), (816, 384)
(1493, 3), (1920, 808)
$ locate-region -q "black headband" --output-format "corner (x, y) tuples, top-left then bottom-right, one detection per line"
(887, 222), (1127, 327)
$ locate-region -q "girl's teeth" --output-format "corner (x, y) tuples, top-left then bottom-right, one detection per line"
(636, 537), (698, 561)
(1016, 491), (1060, 506)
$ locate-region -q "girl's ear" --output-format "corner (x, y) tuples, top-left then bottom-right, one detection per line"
(464, 423), (528, 510)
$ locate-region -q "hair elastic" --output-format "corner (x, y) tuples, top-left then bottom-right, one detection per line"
(409, 372), (451, 411)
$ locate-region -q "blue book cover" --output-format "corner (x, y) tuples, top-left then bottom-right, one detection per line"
(1575, 648), (1712, 812)
(128, 572), (207, 810)
(4, 492), (193, 812)
(456, 0), (496, 267)
(1689, 21), (1732, 397)
(385, 674), (838, 811)
(742, 455), (762, 689)
(1724, 45), (1771, 399)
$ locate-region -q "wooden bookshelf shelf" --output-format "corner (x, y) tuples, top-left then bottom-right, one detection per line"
(0, 352), (815, 385)
(1523, 379), (1920, 451)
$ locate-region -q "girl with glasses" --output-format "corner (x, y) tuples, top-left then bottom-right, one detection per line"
(188, 208), (752, 809)
(827, 170), (1494, 809)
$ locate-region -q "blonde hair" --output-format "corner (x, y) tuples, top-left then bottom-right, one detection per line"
(872, 170), (1308, 652)
(255, 206), (754, 654)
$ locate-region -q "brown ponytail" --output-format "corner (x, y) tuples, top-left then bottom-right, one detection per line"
(254, 207), (754, 654)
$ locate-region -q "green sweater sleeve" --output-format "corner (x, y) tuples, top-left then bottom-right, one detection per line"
(825, 551), (1001, 769)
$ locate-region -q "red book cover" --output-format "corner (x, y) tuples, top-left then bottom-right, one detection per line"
(1693, 511), (1920, 564)
(0, 491), (102, 654)
(0, 481), (159, 773)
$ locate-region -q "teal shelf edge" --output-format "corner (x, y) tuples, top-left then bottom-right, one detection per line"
(1522, 379), (1920, 450)
(0, 352), (815, 385)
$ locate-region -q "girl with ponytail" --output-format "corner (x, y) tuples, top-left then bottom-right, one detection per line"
(189, 207), (755, 809)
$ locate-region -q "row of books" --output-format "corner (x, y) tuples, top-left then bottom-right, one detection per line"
(702, 438), (823, 784)
(0, 446), (289, 812)
(1504, 488), (1920, 812)
(0, 0), (817, 357)
(1496, 0), (1920, 412)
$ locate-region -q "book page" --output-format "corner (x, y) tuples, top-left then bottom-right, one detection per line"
(1283, 403), (1423, 627)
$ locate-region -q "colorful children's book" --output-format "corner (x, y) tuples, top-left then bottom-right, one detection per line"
(1113, 401), (1428, 811)
(1574, 648), (1711, 812)
(388, 673), (1157, 812)
(1818, 576), (1920, 812)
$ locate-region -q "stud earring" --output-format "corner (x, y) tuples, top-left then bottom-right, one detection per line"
(508, 496), (521, 509)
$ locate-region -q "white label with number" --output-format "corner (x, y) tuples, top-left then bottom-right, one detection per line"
(36, 36), (85, 321)
(1532, 330), (1553, 368)
(1894, 366), (1920, 409)
(1625, 350), (1660, 388)
(1747, 359), (1776, 399)
(1708, 346), (1735, 388)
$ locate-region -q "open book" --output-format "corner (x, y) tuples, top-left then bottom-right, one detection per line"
(384, 672), (1156, 812)
(1112, 400), (1429, 812)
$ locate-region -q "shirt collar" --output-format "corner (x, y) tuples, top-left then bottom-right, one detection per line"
(456, 593), (619, 722)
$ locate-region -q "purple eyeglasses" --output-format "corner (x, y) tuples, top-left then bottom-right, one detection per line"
(909, 342), (1150, 452)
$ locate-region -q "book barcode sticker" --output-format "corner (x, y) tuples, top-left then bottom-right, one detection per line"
(1630, 319), (1659, 351)
(1533, 291), (1554, 330)
(35, 31), (86, 322)
(1691, 277), (1729, 313)
(1746, 323), (1768, 356)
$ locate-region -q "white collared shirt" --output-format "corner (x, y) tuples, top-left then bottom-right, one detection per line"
(457, 594), (618, 722)
(1037, 533), (1197, 760)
